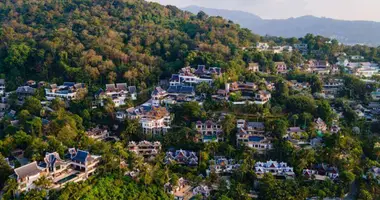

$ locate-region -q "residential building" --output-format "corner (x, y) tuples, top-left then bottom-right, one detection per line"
(323, 79), (344, 97)
(164, 178), (192, 200)
(86, 127), (109, 141)
(196, 120), (224, 142)
(248, 63), (260, 72)
(314, 118), (327, 132)
(13, 149), (101, 192)
(294, 44), (308, 54)
(236, 120), (272, 152)
(128, 141), (161, 159)
(229, 82), (257, 92)
(128, 86), (137, 100)
(164, 150), (198, 165)
(194, 65), (222, 78)
(366, 167), (380, 183)
(254, 90), (271, 104)
(140, 106), (171, 134)
(255, 160), (295, 178)
(371, 89), (380, 101)
(16, 86), (36, 101)
(151, 87), (168, 107)
(0, 79), (5, 96)
(170, 66), (218, 86)
(256, 42), (270, 51)
(68, 148), (101, 179)
(167, 85), (195, 101)
(330, 124), (341, 134)
(312, 60), (331, 75)
(13, 161), (46, 192)
(192, 185), (211, 198)
(45, 82), (86, 101)
(208, 157), (240, 174)
(302, 164), (339, 181)
(99, 83), (128, 107)
(275, 62), (287, 74)
(350, 55), (364, 60)
(284, 127), (308, 146)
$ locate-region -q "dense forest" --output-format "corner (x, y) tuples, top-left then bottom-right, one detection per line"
(0, 0), (379, 200)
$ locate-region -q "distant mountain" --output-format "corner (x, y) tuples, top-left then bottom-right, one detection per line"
(183, 5), (380, 46)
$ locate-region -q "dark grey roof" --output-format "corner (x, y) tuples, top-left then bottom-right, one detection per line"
(128, 86), (137, 94)
(167, 86), (194, 94)
(170, 74), (179, 82)
(0, 79), (5, 85)
(16, 86), (35, 94)
(72, 150), (89, 163)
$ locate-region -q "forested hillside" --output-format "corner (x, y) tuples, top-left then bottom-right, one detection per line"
(0, 0), (259, 90)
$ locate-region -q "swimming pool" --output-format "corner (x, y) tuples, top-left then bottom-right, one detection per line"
(248, 136), (264, 142)
(56, 173), (78, 184)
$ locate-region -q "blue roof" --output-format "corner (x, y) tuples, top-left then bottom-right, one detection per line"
(170, 74), (179, 81)
(72, 150), (89, 163)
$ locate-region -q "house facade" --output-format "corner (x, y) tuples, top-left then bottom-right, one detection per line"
(45, 82), (86, 101)
(255, 160), (295, 178)
(128, 141), (161, 159)
(196, 120), (224, 142)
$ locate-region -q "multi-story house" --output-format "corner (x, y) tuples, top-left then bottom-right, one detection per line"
(371, 89), (380, 101)
(86, 127), (109, 141)
(275, 62), (287, 74)
(128, 141), (162, 159)
(229, 82), (257, 93)
(236, 120), (272, 152)
(314, 118), (327, 133)
(254, 90), (271, 104)
(192, 185), (211, 198)
(294, 44), (308, 55)
(0, 79), (5, 96)
(323, 79), (344, 97)
(208, 157), (240, 174)
(99, 83), (128, 107)
(13, 161), (46, 193)
(140, 106), (171, 134)
(167, 85), (195, 101)
(45, 82), (86, 101)
(196, 120), (224, 142)
(164, 150), (198, 165)
(255, 160), (295, 178)
(151, 87), (168, 107)
(256, 42), (270, 51)
(350, 55), (364, 60)
(164, 177), (191, 200)
(16, 86), (36, 101)
(248, 63), (260, 72)
(13, 149), (101, 192)
(302, 164), (339, 181)
(170, 66), (219, 86)
(68, 148), (101, 179)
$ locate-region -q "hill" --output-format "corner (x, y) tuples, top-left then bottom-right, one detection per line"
(183, 5), (380, 46)
(0, 0), (259, 90)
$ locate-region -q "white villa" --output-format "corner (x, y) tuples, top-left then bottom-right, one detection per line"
(255, 160), (295, 178)
(45, 82), (86, 101)
(196, 120), (224, 142)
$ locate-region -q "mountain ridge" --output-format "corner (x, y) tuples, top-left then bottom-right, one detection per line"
(183, 5), (380, 46)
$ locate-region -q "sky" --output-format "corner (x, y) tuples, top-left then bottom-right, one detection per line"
(147, 0), (380, 22)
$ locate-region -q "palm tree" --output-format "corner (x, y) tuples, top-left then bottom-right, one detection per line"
(291, 114), (299, 127)
(3, 179), (18, 199)
(34, 175), (52, 190)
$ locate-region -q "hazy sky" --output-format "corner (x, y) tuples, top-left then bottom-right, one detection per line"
(147, 0), (380, 21)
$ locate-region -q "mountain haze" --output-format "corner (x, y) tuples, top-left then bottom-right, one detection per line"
(184, 5), (380, 46)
